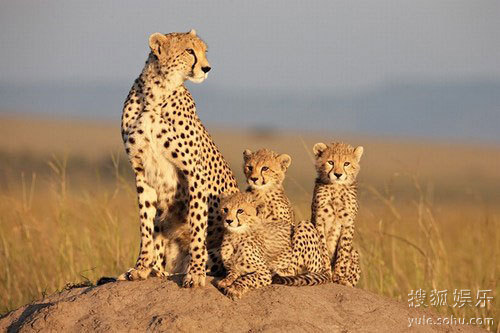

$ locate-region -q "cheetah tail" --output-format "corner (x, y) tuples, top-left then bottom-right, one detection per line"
(272, 271), (332, 286)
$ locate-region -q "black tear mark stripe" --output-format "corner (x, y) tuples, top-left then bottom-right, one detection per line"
(191, 51), (198, 72)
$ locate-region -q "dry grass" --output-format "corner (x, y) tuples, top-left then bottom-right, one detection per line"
(0, 115), (498, 330)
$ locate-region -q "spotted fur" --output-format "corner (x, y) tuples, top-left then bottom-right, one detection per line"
(118, 30), (238, 287)
(217, 192), (292, 299)
(243, 148), (295, 225)
(218, 192), (331, 297)
(311, 142), (363, 287)
(271, 220), (332, 286)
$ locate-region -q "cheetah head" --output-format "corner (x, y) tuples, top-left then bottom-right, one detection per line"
(243, 148), (291, 189)
(220, 192), (266, 234)
(313, 142), (363, 185)
(148, 29), (211, 84)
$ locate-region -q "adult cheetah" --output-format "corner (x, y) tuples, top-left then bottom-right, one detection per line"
(119, 30), (238, 287)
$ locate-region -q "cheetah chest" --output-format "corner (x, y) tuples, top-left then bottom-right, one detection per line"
(326, 187), (356, 223)
(129, 110), (181, 199)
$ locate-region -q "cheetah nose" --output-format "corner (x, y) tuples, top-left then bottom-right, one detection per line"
(250, 177), (258, 183)
(334, 173), (342, 179)
(202, 66), (211, 73)
(225, 219), (233, 225)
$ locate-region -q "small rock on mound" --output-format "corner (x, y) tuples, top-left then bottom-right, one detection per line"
(0, 277), (482, 332)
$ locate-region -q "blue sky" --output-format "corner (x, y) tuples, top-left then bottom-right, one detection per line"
(1, 0), (499, 90)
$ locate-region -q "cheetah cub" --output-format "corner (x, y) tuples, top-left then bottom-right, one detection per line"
(312, 142), (363, 287)
(243, 149), (295, 225)
(217, 192), (293, 299)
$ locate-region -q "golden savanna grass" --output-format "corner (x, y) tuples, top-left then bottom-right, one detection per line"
(0, 115), (498, 330)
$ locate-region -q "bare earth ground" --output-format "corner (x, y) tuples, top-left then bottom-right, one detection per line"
(0, 277), (482, 333)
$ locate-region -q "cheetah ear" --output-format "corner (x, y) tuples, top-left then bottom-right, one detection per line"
(313, 143), (327, 158)
(243, 149), (253, 162)
(219, 191), (232, 204)
(149, 33), (168, 58)
(189, 29), (197, 36)
(277, 154), (292, 171)
(354, 146), (364, 162)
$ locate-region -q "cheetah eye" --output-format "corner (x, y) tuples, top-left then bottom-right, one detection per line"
(186, 48), (195, 55)
(223, 208), (228, 213)
(261, 166), (269, 171)
(237, 209), (244, 214)
(327, 161), (334, 166)
(344, 162), (350, 167)
(246, 165), (253, 172)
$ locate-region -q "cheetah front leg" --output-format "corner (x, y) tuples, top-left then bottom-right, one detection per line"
(206, 248), (226, 276)
(325, 222), (342, 263)
(225, 269), (272, 300)
(118, 173), (159, 281)
(217, 271), (240, 289)
(334, 247), (361, 287)
(332, 223), (355, 285)
(182, 163), (209, 288)
(150, 216), (169, 278)
(347, 248), (361, 287)
(216, 239), (236, 288)
(337, 247), (361, 287)
(223, 253), (272, 300)
(313, 203), (335, 258)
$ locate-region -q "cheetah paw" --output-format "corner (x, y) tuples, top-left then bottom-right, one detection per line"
(224, 286), (244, 300)
(182, 270), (206, 288)
(151, 268), (170, 278)
(332, 274), (353, 287)
(117, 267), (152, 281)
(217, 278), (233, 289)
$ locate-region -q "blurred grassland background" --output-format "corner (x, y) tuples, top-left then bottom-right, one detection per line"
(0, 115), (498, 330)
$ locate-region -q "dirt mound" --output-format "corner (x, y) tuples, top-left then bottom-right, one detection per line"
(1, 277), (482, 332)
